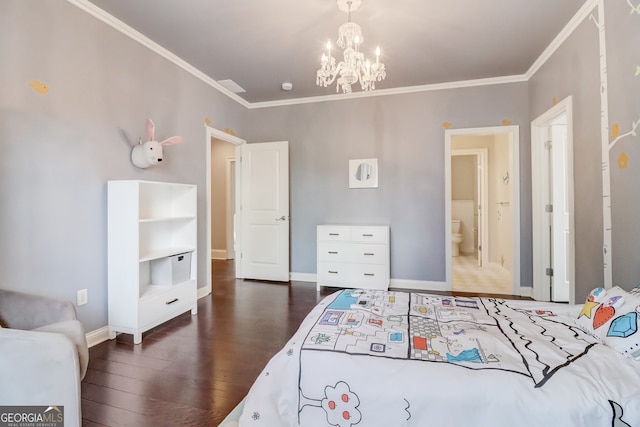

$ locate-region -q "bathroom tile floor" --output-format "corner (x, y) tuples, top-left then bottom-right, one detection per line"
(452, 253), (513, 295)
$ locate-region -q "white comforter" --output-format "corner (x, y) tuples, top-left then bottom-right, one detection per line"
(239, 290), (640, 426)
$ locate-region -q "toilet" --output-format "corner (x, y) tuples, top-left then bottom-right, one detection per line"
(451, 219), (463, 257)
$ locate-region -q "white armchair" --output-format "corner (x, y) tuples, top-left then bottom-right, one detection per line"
(0, 289), (89, 427)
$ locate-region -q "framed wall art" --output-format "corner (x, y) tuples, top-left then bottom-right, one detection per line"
(349, 158), (378, 189)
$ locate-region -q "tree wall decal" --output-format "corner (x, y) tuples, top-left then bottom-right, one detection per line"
(592, 0), (640, 288)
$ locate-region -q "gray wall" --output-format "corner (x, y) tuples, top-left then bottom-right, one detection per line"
(246, 84), (531, 284)
(0, 1), (247, 332)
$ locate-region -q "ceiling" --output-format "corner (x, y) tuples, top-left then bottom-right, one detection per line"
(86, 0), (587, 104)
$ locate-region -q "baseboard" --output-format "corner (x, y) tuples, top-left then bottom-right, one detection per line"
(290, 272), (317, 283)
(211, 249), (227, 260)
(86, 326), (110, 348)
(197, 286), (211, 299)
(519, 286), (533, 298)
(389, 279), (449, 292)
(288, 273), (448, 290)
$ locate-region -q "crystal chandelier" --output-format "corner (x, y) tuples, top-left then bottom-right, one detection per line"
(316, 0), (386, 94)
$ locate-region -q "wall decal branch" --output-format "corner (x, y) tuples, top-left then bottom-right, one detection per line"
(609, 118), (640, 150)
(626, 0), (640, 14)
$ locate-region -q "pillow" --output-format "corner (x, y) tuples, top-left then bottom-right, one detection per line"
(576, 286), (640, 360)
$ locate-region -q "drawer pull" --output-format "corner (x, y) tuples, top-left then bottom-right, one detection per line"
(165, 298), (179, 305)
(362, 233), (374, 237)
(328, 270), (338, 274)
(328, 251), (338, 254)
(364, 252), (375, 256)
(329, 233), (340, 236)
(364, 273), (375, 277)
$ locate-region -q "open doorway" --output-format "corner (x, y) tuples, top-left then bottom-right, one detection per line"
(204, 128), (291, 296)
(445, 126), (520, 296)
(210, 139), (236, 261)
(451, 148), (488, 267)
(204, 126), (245, 297)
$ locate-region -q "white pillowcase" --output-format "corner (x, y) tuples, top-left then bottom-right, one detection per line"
(576, 286), (640, 360)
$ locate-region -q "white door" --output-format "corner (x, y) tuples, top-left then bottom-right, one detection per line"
(226, 158), (236, 260)
(476, 152), (489, 267)
(550, 123), (570, 302)
(239, 141), (289, 281)
(531, 97), (574, 303)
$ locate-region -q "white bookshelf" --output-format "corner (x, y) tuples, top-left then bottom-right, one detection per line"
(107, 180), (198, 344)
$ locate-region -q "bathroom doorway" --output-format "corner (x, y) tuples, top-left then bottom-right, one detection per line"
(451, 148), (488, 268)
(445, 126), (520, 296)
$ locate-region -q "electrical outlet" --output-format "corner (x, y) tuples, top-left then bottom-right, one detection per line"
(77, 289), (88, 306)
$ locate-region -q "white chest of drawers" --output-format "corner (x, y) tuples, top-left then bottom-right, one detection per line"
(316, 225), (390, 291)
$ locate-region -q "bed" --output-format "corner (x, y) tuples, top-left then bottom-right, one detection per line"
(225, 286), (640, 426)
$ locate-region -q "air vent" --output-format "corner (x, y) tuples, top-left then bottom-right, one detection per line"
(217, 79), (246, 93)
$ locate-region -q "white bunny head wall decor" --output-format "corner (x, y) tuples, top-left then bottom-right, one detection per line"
(131, 119), (183, 168)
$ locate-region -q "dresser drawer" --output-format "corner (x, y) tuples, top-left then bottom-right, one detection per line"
(351, 243), (386, 264)
(349, 264), (388, 289)
(139, 280), (195, 328)
(317, 242), (353, 262)
(317, 262), (351, 286)
(317, 226), (351, 242)
(350, 226), (388, 243)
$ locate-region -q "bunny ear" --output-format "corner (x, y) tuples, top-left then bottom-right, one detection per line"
(146, 119), (155, 141)
(160, 136), (183, 146)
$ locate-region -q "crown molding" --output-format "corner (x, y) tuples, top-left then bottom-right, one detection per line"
(525, 0), (597, 79)
(69, 0), (594, 111)
(248, 74), (528, 109)
(66, 0), (251, 108)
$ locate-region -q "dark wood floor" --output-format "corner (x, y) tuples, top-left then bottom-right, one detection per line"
(82, 260), (528, 426)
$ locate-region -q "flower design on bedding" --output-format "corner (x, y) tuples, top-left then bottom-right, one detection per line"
(301, 290), (598, 388)
(299, 381), (362, 427)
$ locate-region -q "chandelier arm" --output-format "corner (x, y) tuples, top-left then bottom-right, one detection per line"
(321, 61), (343, 88)
(332, 62), (345, 86)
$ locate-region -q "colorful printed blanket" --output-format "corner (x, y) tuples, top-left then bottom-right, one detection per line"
(239, 289), (640, 426)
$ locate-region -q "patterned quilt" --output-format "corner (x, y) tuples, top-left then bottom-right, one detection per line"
(239, 289), (640, 426)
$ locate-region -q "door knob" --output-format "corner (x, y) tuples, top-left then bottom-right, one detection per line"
(276, 215), (286, 221)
